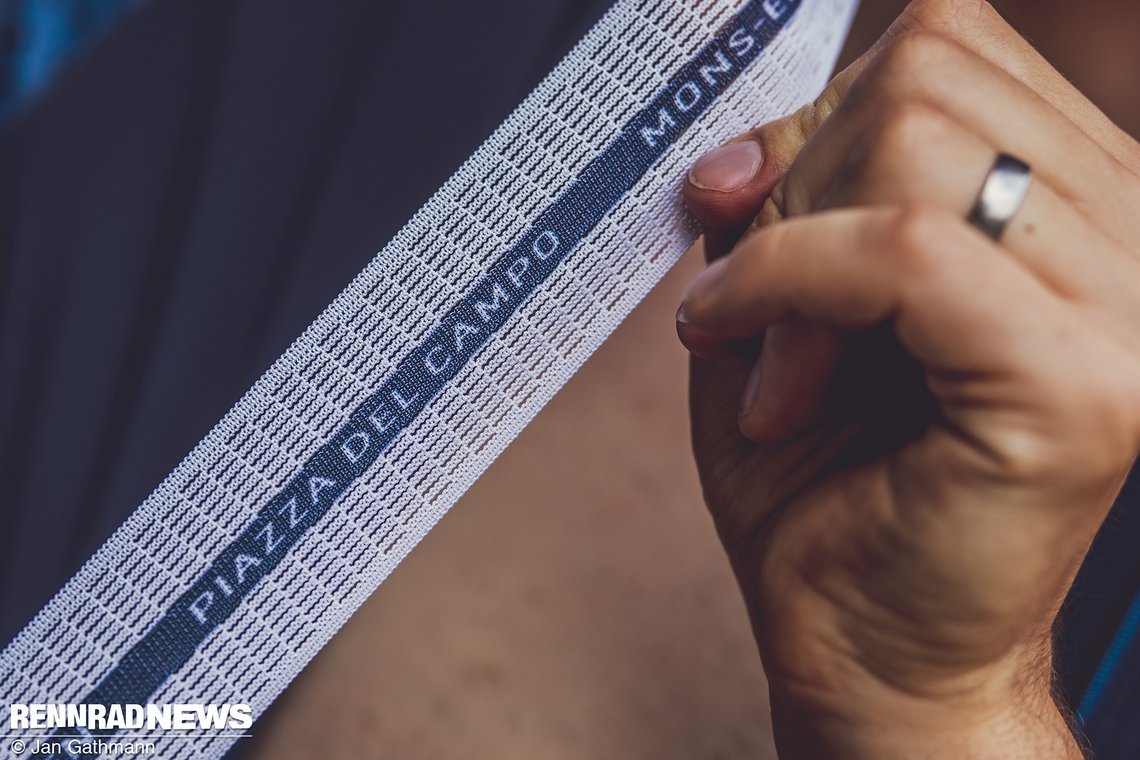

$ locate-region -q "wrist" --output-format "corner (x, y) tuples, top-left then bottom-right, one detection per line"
(765, 648), (1084, 760)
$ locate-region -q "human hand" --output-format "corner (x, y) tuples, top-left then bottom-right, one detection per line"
(676, 1), (1140, 757)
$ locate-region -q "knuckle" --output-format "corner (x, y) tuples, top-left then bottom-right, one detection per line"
(1023, 358), (1140, 485)
(986, 428), (1065, 485)
(844, 32), (961, 119)
(857, 103), (950, 180)
(901, 0), (993, 33)
(875, 31), (958, 83)
(884, 206), (959, 269)
(874, 103), (949, 154)
(1091, 369), (1140, 467)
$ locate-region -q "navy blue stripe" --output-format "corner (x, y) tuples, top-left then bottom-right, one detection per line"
(45, 1), (801, 753)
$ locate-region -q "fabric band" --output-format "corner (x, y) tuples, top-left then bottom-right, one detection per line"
(0, 1), (856, 757)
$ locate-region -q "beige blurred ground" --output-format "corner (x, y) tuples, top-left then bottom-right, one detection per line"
(246, 2), (1140, 757)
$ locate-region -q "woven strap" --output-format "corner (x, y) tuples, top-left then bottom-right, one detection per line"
(0, 2), (856, 757)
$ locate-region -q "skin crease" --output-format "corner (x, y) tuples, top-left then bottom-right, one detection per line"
(245, 2), (1140, 759)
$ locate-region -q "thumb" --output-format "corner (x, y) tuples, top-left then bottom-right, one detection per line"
(683, 10), (917, 239)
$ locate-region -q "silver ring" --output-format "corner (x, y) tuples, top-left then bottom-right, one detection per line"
(968, 153), (1032, 241)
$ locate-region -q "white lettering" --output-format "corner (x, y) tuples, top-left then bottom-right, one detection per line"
(197, 704), (228, 730)
(188, 591), (214, 625)
(46, 704), (65, 727)
(728, 28), (756, 57)
(11, 703), (252, 731)
(474, 282), (511, 322)
(640, 108), (677, 148)
(368, 406), (397, 433)
(172, 705), (196, 730)
(257, 519), (285, 554)
(698, 50), (734, 86)
(391, 388), (418, 410)
(229, 703), (253, 730)
(763, 0), (791, 20)
(106, 704), (126, 729)
(425, 345), (451, 375)
(233, 553), (261, 586)
(532, 230), (560, 260)
(308, 475), (337, 504)
(506, 256), (531, 289)
(674, 81), (702, 112)
(340, 431), (371, 463)
(453, 322), (481, 353)
(146, 704), (172, 730)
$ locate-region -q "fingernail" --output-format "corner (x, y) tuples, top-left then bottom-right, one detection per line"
(675, 320), (723, 359)
(688, 140), (763, 193)
(678, 258), (729, 322)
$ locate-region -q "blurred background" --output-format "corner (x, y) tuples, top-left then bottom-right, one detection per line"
(1, 1), (1138, 758)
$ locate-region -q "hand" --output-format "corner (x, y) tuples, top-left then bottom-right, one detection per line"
(677, 1), (1140, 757)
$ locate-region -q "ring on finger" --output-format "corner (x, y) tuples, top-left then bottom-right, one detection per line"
(968, 153), (1033, 241)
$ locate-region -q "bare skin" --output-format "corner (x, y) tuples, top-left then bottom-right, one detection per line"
(247, 2), (1140, 758)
